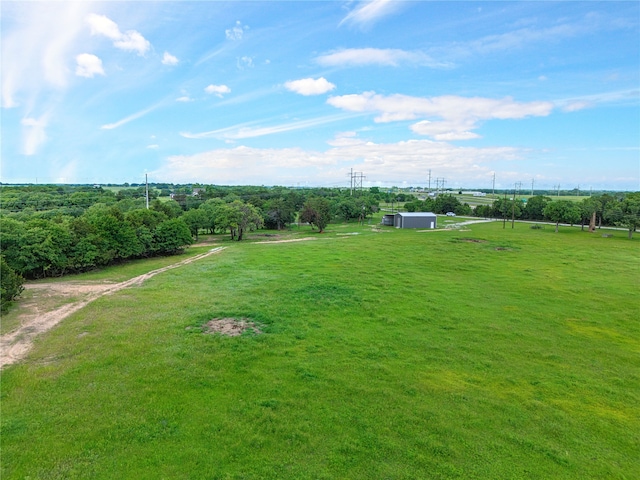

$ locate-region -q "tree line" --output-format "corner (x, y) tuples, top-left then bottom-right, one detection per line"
(3, 185), (637, 310)
(0, 185), (383, 309)
(398, 192), (639, 238)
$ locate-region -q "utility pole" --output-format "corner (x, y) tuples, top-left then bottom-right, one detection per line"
(511, 182), (518, 229)
(348, 169), (365, 195)
(145, 174), (149, 209)
(355, 172), (365, 195)
(503, 189), (507, 229)
(428, 169), (432, 195)
(531, 178), (534, 196)
(492, 172), (496, 198)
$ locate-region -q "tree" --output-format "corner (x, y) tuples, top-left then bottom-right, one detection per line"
(181, 208), (208, 240)
(474, 204), (493, 218)
(300, 197), (332, 233)
(335, 198), (360, 222)
(579, 197), (598, 232)
(1, 256), (24, 311)
(84, 204), (143, 262)
(200, 198), (225, 234)
(151, 199), (182, 218)
(232, 201), (264, 240)
(544, 200), (580, 233)
(523, 195), (551, 221)
(125, 208), (167, 230)
(492, 198), (522, 222)
(263, 197), (295, 230)
(434, 194), (462, 214)
(153, 218), (193, 254)
(604, 193), (640, 239)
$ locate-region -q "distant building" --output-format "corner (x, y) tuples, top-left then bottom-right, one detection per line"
(393, 212), (437, 229)
(461, 191), (487, 197)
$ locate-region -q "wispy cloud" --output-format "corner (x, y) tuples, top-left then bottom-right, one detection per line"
(101, 103), (161, 130)
(237, 56), (254, 69)
(316, 48), (451, 68)
(21, 113), (50, 155)
(2, 2), (91, 107)
(284, 77), (336, 96)
(340, 0), (404, 29)
(434, 13), (631, 60)
(181, 114), (356, 140)
(86, 13), (151, 55)
(555, 88), (640, 112)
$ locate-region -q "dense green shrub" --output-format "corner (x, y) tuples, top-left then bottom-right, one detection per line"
(0, 256), (24, 311)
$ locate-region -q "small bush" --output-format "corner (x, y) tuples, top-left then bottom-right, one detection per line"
(530, 224), (544, 230)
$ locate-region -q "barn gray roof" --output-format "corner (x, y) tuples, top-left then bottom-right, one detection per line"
(395, 212), (436, 217)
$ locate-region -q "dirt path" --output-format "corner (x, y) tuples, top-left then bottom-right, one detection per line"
(0, 247), (226, 369)
(257, 237), (317, 244)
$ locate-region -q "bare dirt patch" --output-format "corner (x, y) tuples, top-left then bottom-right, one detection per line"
(458, 238), (487, 243)
(258, 237), (317, 244)
(202, 318), (262, 337)
(0, 247), (226, 369)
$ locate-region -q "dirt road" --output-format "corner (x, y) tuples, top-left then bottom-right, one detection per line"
(0, 247), (226, 369)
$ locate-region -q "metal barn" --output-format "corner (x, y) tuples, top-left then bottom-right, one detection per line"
(394, 212), (437, 229)
(381, 214), (395, 226)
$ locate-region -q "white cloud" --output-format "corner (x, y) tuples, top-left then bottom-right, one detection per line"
(86, 13), (150, 55)
(316, 48), (450, 68)
(225, 20), (247, 40)
(205, 84), (231, 97)
(153, 136), (522, 186)
(147, 144), (159, 149)
(340, 0), (404, 28)
(284, 77), (336, 96)
(176, 96), (193, 102)
(75, 53), (105, 78)
(328, 91), (554, 140)
(162, 52), (179, 65)
(86, 13), (121, 40)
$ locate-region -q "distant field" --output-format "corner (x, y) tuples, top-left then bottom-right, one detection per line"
(404, 193), (596, 208)
(1, 221), (638, 479)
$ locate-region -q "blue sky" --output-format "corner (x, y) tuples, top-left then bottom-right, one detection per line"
(1, 1), (639, 190)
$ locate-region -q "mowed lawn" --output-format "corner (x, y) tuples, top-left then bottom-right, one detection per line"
(1, 222), (638, 479)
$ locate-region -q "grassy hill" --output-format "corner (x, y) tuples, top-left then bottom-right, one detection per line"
(1, 221), (638, 479)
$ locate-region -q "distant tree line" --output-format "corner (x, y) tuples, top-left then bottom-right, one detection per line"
(472, 193), (640, 238)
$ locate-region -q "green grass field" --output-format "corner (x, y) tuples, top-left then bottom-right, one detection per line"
(1, 221), (638, 479)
